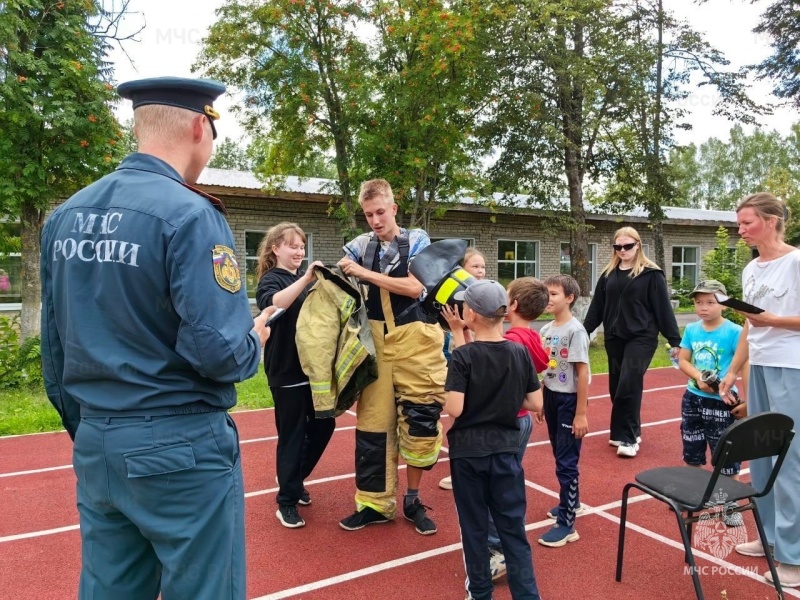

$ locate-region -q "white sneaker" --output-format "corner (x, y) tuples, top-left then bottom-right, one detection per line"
(736, 539), (767, 557)
(438, 476), (453, 490)
(764, 563), (800, 588)
(617, 443), (639, 457)
(610, 436), (641, 447)
(489, 549), (506, 580)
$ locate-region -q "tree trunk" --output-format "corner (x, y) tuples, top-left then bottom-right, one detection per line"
(19, 200), (43, 340)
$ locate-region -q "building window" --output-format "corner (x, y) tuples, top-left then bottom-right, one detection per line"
(671, 245), (699, 286)
(497, 240), (538, 287)
(560, 242), (597, 293)
(244, 230), (312, 299)
(0, 222), (21, 306)
(641, 243), (651, 258)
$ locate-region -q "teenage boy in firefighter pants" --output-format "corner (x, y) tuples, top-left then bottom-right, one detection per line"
(338, 178), (446, 535)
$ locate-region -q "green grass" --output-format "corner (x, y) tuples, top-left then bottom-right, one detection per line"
(0, 331), (680, 437)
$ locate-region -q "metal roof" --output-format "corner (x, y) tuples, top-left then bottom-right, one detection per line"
(197, 167), (737, 223)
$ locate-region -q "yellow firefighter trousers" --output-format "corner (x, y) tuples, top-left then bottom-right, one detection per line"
(354, 289), (447, 518)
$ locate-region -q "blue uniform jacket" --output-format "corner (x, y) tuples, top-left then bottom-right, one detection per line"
(40, 153), (262, 437)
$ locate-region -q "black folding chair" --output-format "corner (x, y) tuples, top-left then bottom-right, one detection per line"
(616, 412), (795, 600)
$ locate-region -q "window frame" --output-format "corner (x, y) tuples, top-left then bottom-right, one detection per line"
(671, 244), (701, 286)
(559, 241), (597, 293)
(496, 238), (540, 285)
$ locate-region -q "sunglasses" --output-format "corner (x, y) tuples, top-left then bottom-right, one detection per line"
(612, 242), (638, 252)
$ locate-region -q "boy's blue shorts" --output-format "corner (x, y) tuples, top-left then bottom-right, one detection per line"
(681, 389), (740, 476)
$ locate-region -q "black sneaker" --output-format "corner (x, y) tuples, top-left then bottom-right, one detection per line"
(339, 506), (390, 531)
(298, 488), (311, 506)
(276, 505), (305, 529)
(403, 498), (437, 535)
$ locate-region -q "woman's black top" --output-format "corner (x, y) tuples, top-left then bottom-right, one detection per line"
(583, 266), (681, 347)
(256, 267), (311, 387)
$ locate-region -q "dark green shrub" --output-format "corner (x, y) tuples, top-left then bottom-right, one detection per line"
(0, 316), (43, 389)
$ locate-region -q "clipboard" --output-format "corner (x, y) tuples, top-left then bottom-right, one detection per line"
(714, 293), (765, 314)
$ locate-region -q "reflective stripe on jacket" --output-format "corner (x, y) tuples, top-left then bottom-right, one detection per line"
(296, 266), (378, 418)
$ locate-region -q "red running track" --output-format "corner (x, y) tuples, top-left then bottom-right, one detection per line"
(0, 367), (793, 600)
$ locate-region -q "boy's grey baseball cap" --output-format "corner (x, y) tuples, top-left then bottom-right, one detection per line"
(454, 279), (508, 318)
(689, 279), (727, 298)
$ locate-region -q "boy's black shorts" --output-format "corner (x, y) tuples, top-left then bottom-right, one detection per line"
(681, 389), (740, 476)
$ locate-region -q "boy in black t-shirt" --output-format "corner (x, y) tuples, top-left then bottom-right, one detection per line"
(446, 280), (543, 600)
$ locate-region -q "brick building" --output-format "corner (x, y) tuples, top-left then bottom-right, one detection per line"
(197, 168), (738, 303)
(0, 167), (739, 312)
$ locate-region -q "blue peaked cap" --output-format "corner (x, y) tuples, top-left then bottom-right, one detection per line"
(117, 77), (226, 139)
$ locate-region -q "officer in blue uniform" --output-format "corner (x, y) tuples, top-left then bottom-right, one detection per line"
(40, 77), (274, 600)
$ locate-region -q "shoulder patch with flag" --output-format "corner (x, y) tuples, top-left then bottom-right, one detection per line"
(212, 245), (241, 293)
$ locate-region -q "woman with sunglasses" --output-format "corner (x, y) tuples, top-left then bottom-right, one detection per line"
(719, 193), (800, 588)
(584, 227), (681, 458)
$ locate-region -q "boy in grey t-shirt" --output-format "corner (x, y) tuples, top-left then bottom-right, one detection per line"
(539, 275), (590, 548)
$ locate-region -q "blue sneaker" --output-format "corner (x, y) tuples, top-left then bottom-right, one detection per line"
(538, 524), (580, 547)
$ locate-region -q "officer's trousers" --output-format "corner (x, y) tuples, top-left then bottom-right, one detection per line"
(73, 411), (245, 600)
(353, 308), (446, 518)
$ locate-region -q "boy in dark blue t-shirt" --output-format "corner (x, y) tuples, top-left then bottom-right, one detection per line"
(446, 280), (543, 600)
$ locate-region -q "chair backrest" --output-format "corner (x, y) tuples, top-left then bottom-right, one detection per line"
(709, 412), (795, 498)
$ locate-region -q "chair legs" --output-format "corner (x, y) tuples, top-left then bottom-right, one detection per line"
(752, 503), (784, 600)
(672, 505), (704, 600)
(616, 483), (705, 600)
(615, 483), (633, 582)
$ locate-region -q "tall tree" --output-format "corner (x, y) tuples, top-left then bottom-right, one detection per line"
(357, 0), (494, 230)
(599, 0), (765, 268)
(748, 0), (800, 107)
(481, 0), (643, 310)
(0, 1), (128, 338)
(197, 0), (370, 237)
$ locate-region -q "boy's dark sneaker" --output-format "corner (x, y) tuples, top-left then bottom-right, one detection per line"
(403, 498), (437, 535)
(276, 505), (305, 529)
(339, 506), (391, 531)
(538, 524), (579, 547)
(298, 488), (311, 506)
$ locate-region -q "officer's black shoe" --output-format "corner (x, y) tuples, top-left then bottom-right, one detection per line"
(339, 506), (390, 531)
(403, 497), (437, 535)
(276, 505), (305, 529)
(298, 488), (312, 506)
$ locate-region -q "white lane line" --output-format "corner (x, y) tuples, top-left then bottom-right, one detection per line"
(0, 525), (80, 544)
(0, 465), (73, 479)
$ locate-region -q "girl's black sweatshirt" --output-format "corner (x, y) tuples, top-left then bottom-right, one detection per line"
(583, 266), (682, 347)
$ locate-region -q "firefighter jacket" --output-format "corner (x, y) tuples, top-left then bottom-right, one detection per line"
(296, 265), (378, 418)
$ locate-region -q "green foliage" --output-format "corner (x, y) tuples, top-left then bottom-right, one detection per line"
(0, 1), (125, 215)
(197, 0), (370, 232)
(751, 0), (800, 107)
(701, 227), (751, 325)
(0, 317), (43, 389)
(209, 137), (254, 171)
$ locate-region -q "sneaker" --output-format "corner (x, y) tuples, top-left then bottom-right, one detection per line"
(275, 476), (312, 506)
(617, 442), (639, 458)
(489, 549), (507, 581)
(438, 476), (453, 490)
(723, 511), (744, 528)
(736, 539), (767, 557)
(276, 505), (305, 528)
(538, 524), (580, 547)
(403, 497), (437, 535)
(547, 504), (586, 519)
(609, 436), (641, 447)
(339, 506), (391, 531)
(764, 563), (800, 588)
